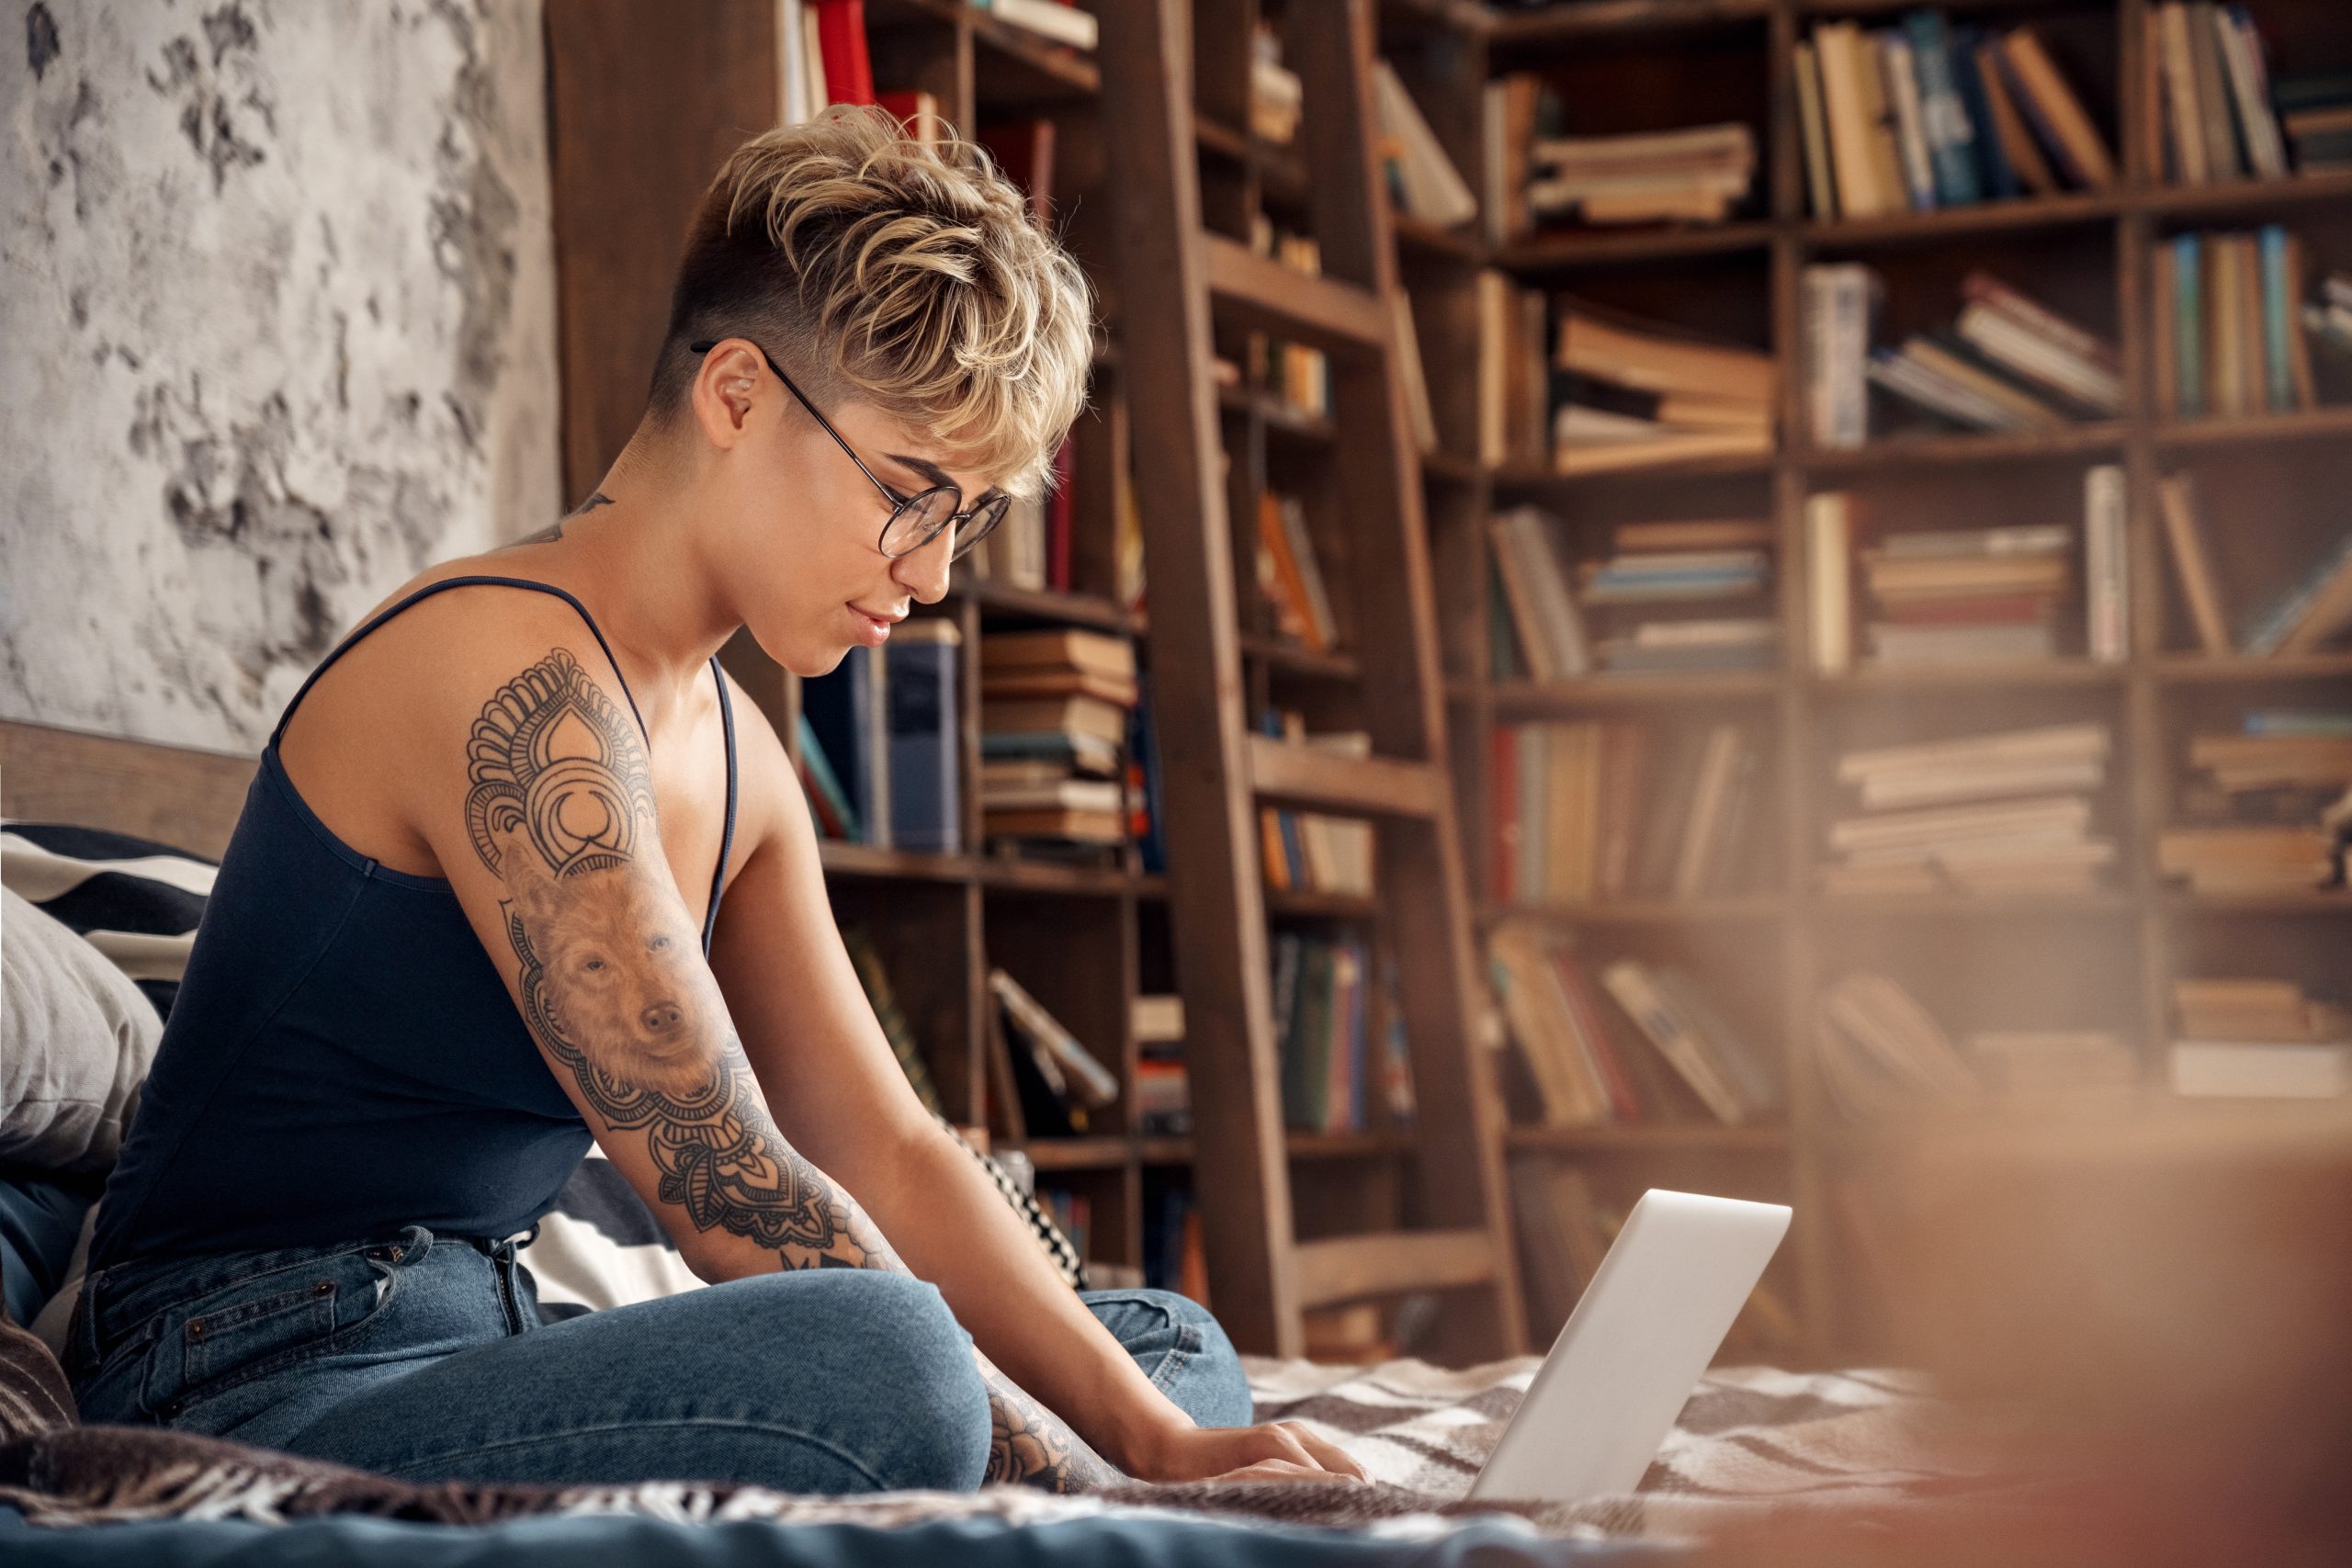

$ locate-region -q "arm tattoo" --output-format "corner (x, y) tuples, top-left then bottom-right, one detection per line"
(975, 1348), (1124, 1492)
(469, 649), (1118, 1482)
(468, 649), (895, 1269)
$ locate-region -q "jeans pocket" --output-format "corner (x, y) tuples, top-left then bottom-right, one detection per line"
(138, 1248), (404, 1423)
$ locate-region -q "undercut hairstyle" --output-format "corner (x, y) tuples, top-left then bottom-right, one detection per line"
(647, 106), (1093, 499)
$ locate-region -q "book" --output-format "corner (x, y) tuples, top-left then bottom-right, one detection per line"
(980, 0), (1095, 51)
(1807, 491), (1852, 672)
(810, 0), (874, 106)
(884, 619), (960, 854)
(2086, 465), (2129, 662)
(800, 643), (889, 847)
(2157, 472), (2233, 656)
(843, 930), (941, 1116)
(1373, 61), (1477, 228)
(2171, 1042), (2350, 1099)
(991, 966), (1119, 1111)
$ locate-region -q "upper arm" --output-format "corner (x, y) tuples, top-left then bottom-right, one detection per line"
(413, 626), (894, 1279)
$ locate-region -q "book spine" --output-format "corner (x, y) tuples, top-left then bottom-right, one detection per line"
(1880, 31), (1939, 210)
(2174, 233), (2205, 417)
(2258, 224), (2295, 413)
(1808, 491), (1852, 672)
(1949, 26), (2018, 199)
(2085, 464), (2129, 663)
(1905, 9), (1981, 207)
(887, 635), (959, 854)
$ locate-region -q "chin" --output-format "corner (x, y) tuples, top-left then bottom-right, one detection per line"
(743, 618), (849, 680)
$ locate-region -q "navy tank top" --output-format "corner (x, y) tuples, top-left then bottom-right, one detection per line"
(90, 576), (739, 1272)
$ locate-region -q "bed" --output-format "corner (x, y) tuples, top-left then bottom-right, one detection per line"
(0, 716), (1999, 1563)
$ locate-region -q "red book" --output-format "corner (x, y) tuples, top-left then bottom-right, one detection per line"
(1046, 438), (1076, 592)
(876, 89), (941, 145)
(812, 0), (875, 107)
(977, 118), (1057, 227)
(1549, 947), (1645, 1122)
(1489, 725), (1519, 906)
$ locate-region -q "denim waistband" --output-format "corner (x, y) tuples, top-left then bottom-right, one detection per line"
(76, 1221), (540, 1372)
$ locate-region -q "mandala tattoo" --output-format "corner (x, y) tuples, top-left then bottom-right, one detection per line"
(467, 648), (1117, 1486)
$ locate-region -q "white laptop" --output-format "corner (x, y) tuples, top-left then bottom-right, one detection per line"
(1467, 1189), (1792, 1505)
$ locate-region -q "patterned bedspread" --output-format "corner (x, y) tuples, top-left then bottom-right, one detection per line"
(0, 1353), (2018, 1543)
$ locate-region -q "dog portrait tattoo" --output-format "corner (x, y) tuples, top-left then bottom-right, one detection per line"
(466, 649), (888, 1267)
(467, 649), (1121, 1489)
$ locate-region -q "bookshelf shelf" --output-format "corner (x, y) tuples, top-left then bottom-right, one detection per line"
(1494, 220), (1775, 272)
(2143, 169), (2352, 220)
(1265, 887), (1387, 920)
(1481, 895), (1787, 925)
(1505, 1121), (1792, 1154)
(1486, 671), (1783, 708)
(1794, 424), (2130, 473)
(1801, 192), (2125, 249)
(957, 578), (1135, 632)
(976, 855), (1139, 897)
(1813, 890), (2141, 919)
(2151, 652), (2352, 684)
(817, 840), (973, 884)
(1019, 1136), (1136, 1172)
(2150, 405), (2352, 450)
(1490, 450), (1781, 486)
(2159, 890), (2352, 917)
(1485, 0), (1773, 47)
(1812, 660), (2131, 692)
(1218, 384), (1338, 444)
(1238, 632), (1361, 682)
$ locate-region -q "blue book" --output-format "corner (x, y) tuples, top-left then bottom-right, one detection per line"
(1129, 682), (1166, 875)
(799, 646), (885, 846)
(795, 712), (861, 841)
(885, 626), (960, 854)
(2258, 225), (2296, 413)
(2173, 234), (2204, 419)
(2244, 712), (2352, 738)
(2242, 534), (2352, 657)
(1905, 9), (1983, 207)
(1948, 27), (2018, 200)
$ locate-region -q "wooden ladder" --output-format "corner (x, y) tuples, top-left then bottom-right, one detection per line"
(1097, 0), (1525, 1361)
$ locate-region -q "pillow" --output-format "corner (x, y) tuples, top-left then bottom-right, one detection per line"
(518, 1127), (1088, 1322)
(0, 820), (219, 1024)
(0, 888), (164, 1174)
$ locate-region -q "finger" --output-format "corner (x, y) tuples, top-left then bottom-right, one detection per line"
(1287, 1427), (1371, 1481)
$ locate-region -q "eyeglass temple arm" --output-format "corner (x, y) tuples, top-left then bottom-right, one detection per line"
(688, 338), (907, 504)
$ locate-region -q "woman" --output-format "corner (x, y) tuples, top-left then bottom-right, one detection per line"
(62, 108), (1366, 1495)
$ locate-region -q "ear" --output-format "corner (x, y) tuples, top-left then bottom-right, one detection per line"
(494, 824), (560, 920)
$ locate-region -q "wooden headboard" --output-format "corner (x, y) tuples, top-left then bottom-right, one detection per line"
(0, 718), (258, 861)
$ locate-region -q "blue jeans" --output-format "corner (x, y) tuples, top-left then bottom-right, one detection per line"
(62, 1224), (1253, 1492)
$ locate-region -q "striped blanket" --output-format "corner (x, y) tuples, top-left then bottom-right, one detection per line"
(0, 1348), (1998, 1541)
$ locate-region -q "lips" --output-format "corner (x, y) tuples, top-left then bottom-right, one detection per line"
(849, 604), (899, 646)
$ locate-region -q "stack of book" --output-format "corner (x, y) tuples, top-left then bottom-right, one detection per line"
(1374, 61), (1476, 229)
(1248, 215), (1329, 419)
(1250, 22), (1301, 145)
(1489, 719), (1770, 907)
(990, 966), (1119, 1138)
(1132, 993), (1188, 1136)
(1964, 1030), (2138, 1101)
(2171, 977), (2350, 1100)
(1579, 521), (1777, 675)
(1820, 721), (2116, 897)
(2154, 226), (2321, 419)
(798, 620), (963, 852)
(1858, 520), (2075, 667)
(1552, 302), (1777, 474)
(1796, 16), (2113, 220)
(980, 627), (1137, 847)
(1522, 123), (1757, 228)
(1487, 923), (1781, 1129)
(1258, 711), (1376, 897)
(2159, 710), (2352, 897)
(1270, 933), (1412, 1134)
(971, 0), (1094, 52)
(1255, 490), (1340, 654)
(2151, 5), (2288, 184)
(1815, 972), (1981, 1121)
(2158, 473), (2352, 656)
(2276, 69), (2352, 173)
(1805, 266), (2122, 446)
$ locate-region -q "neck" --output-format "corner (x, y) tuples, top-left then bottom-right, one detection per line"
(533, 442), (741, 718)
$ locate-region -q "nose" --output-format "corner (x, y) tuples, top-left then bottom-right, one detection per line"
(891, 523), (955, 604)
(641, 1002), (682, 1034)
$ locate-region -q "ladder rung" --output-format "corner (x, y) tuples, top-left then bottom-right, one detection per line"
(1295, 1228), (1499, 1311)
(1248, 735), (1442, 818)
(1204, 234), (1387, 355)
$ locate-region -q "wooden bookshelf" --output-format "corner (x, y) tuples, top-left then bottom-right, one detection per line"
(1374, 0), (2352, 1363)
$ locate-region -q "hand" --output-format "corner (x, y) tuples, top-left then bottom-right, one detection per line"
(1130, 1420), (1370, 1485)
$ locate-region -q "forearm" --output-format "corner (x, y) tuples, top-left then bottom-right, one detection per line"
(854, 1130), (1200, 1476)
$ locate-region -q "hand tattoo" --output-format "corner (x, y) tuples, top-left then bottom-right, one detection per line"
(469, 649), (1111, 1467)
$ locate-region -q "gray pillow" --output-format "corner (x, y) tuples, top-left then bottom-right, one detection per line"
(1, 886), (161, 1173)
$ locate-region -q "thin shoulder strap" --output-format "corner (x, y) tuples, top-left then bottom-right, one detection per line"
(703, 654), (739, 956)
(267, 575), (650, 751)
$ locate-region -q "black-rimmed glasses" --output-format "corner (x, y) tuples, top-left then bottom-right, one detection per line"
(690, 338), (1011, 560)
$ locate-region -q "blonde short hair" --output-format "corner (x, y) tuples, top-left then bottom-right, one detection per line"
(650, 107), (1092, 499)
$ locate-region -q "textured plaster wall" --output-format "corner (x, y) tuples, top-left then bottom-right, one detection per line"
(1, 0), (559, 753)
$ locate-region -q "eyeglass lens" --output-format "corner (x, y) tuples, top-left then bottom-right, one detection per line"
(881, 491), (1011, 561)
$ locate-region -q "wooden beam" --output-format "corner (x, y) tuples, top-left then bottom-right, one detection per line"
(1295, 1229), (1498, 1311)
(0, 720), (254, 861)
(1205, 235), (1390, 353)
(1097, 0), (1301, 1358)
(1247, 737), (1442, 818)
